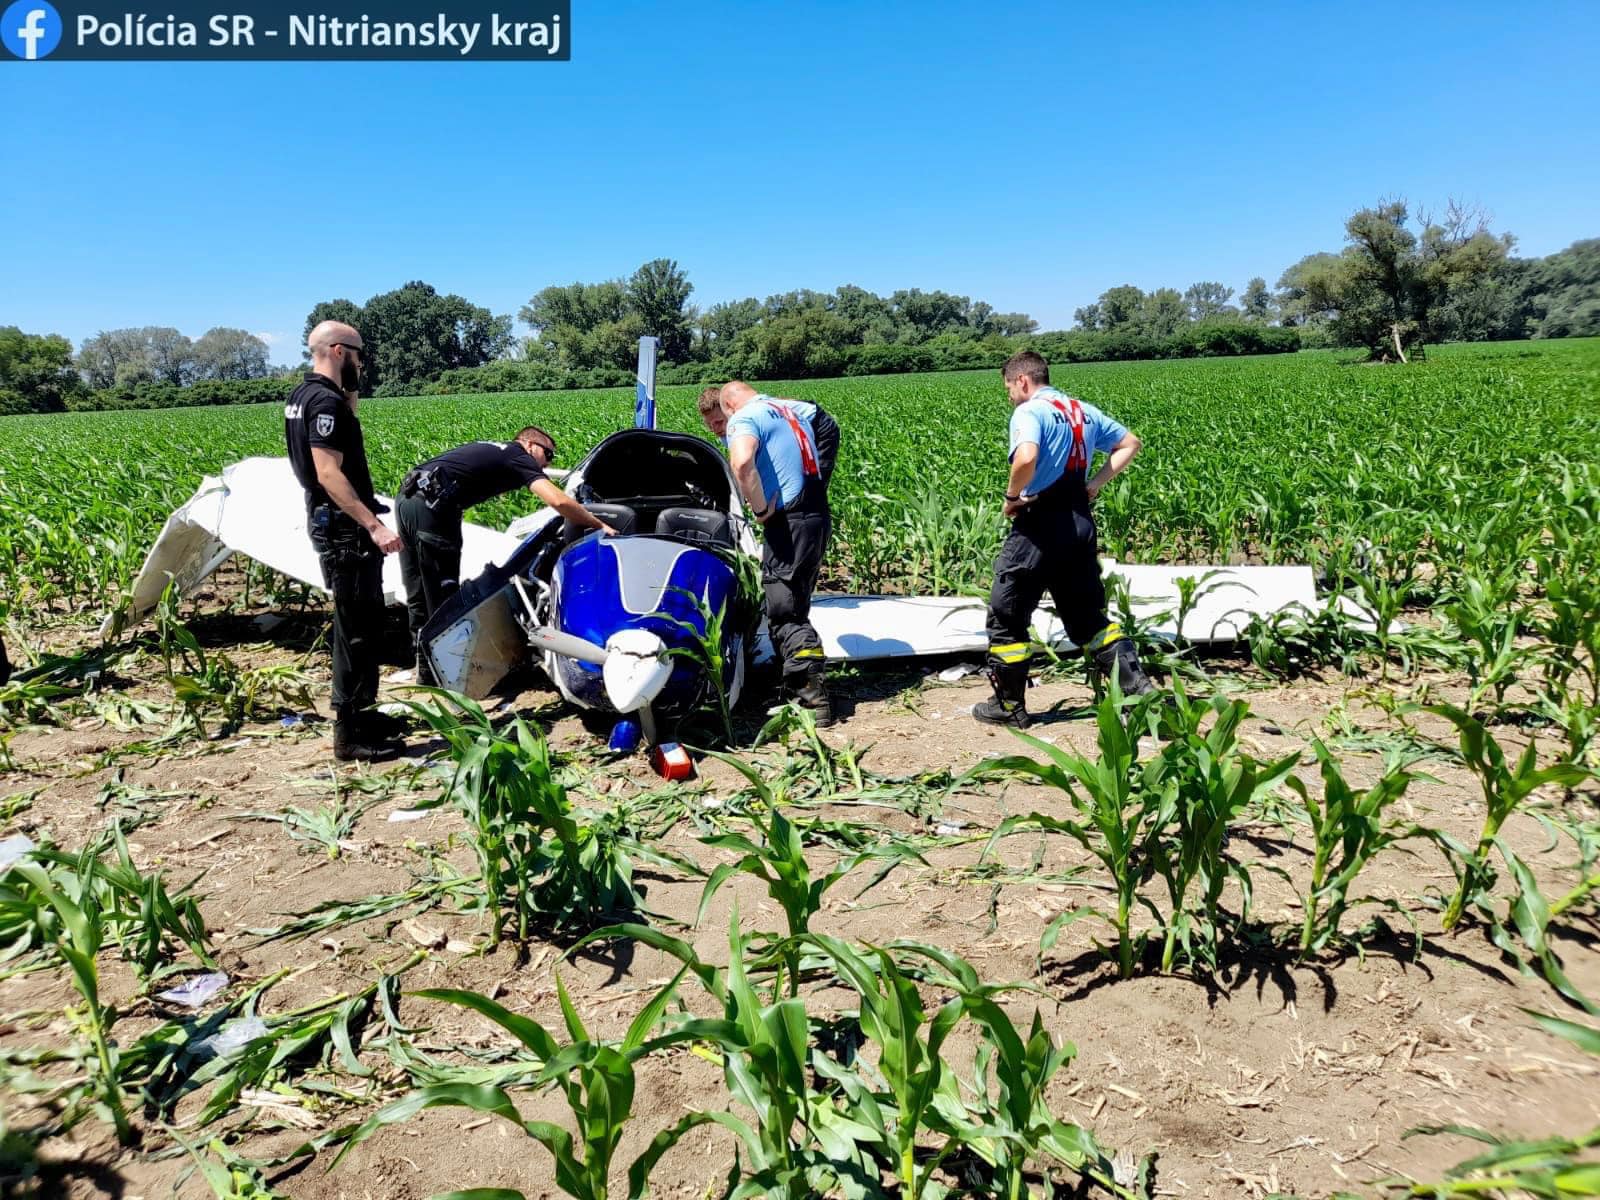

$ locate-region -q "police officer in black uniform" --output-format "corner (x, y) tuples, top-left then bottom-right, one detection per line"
(285, 320), (406, 762)
(974, 350), (1154, 727)
(398, 428), (616, 683)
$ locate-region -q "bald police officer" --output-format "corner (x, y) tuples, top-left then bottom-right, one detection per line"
(975, 350), (1154, 727)
(720, 380), (841, 725)
(285, 320), (406, 762)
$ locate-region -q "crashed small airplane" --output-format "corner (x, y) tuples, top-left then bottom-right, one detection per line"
(109, 338), (1377, 744)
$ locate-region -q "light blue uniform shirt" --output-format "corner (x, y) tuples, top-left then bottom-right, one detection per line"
(727, 395), (822, 510)
(1009, 386), (1128, 498)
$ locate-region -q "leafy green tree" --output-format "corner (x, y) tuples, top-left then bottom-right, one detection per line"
(697, 297), (763, 357)
(191, 328), (270, 381)
(76, 328), (146, 388)
(75, 327), (194, 387)
(1099, 285), (1147, 331)
(0, 327), (86, 415)
(145, 327), (195, 385)
(1297, 200), (1513, 359)
(305, 284), (510, 391)
(1142, 287), (1188, 337)
(888, 288), (969, 341)
(987, 310), (1039, 336)
(1521, 238), (1600, 338)
(625, 258), (694, 362)
(1239, 277), (1276, 323)
(1183, 281), (1235, 320)
(361, 281), (511, 391)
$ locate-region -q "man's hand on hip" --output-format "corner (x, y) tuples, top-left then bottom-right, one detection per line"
(1002, 496), (1033, 519)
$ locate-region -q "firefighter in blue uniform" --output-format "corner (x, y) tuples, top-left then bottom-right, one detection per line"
(975, 350), (1154, 727)
(719, 379), (841, 725)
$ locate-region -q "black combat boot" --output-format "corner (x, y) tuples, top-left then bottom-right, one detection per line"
(1089, 637), (1155, 697)
(792, 663), (835, 727)
(333, 708), (402, 763)
(972, 662), (1032, 728)
(414, 645), (439, 688)
(361, 706), (410, 743)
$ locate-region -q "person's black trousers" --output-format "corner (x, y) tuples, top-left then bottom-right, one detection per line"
(397, 494), (464, 650)
(762, 504), (830, 676)
(985, 502), (1112, 668)
(0, 634), (10, 686)
(309, 508), (386, 714)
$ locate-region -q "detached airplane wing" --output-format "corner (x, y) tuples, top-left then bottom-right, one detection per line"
(810, 561), (1383, 660)
(102, 457), (522, 638)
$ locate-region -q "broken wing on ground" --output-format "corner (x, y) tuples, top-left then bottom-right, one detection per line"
(108, 458), (1386, 688)
(101, 457), (522, 638)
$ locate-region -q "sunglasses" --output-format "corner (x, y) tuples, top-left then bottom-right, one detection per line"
(535, 441), (557, 463)
(333, 341), (366, 361)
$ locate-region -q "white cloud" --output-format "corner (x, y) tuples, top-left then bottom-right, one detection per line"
(252, 330), (288, 347)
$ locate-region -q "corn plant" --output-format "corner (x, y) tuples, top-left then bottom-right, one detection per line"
(575, 916), (885, 1199)
(10, 859), (131, 1142)
(27, 826), (213, 986)
(797, 934), (965, 1198)
(1382, 1012), (1600, 1197)
(405, 691), (678, 945)
(236, 773), (375, 860)
(130, 954), (424, 1129)
(696, 750), (921, 997)
(1146, 684), (1299, 973)
(971, 690), (1166, 979)
(333, 969), (688, 1200)
(1430, 703), (1592, 932)
(655, 587), (744, 745)
(1284, 739), (1421, 956)
(918, 943), (1146, 1200)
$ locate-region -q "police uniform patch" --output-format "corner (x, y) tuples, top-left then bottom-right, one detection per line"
(315, 413), (335, 438)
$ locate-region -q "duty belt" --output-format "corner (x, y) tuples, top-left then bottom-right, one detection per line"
(401, 467), (460, 512)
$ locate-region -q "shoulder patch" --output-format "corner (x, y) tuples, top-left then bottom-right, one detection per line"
(315, 413), (335, 438)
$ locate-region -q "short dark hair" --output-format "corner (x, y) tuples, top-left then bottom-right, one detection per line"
(516, 425), (553, 448)
(696, 386), (722, 415)
(1002, 350), (1050, 386)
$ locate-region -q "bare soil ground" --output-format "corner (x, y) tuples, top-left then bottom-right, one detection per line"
(3, 573), (1598, 1200)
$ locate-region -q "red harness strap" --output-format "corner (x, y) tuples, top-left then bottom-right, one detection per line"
(1045, 395), (1089, 473)
(771, 403), (820, 478)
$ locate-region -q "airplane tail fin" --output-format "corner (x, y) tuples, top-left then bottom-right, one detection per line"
(634, 335), (659, 429)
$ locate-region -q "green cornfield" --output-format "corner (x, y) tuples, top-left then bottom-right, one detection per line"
(3, 338), (1598, 620)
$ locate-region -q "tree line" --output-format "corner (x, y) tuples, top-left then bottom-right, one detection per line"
(2, 200), (1596, 415)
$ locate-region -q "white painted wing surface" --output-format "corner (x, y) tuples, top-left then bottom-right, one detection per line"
(105, 457), (523, 635)
(810, 562), (1329, 661)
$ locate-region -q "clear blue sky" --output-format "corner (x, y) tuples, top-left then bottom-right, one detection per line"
(3, 0), (1597, 357)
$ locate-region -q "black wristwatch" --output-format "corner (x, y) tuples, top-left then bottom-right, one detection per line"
(1004, 493), (1020, 502)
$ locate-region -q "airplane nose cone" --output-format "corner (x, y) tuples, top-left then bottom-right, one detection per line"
(602, 629), (672, 712)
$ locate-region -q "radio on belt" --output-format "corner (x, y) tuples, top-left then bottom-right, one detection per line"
(650, 742), (694, 780)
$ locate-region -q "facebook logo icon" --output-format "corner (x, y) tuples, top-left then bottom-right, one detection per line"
(2, 0), (62, 59)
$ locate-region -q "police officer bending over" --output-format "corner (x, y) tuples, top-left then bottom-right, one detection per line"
(719, 380), (841, 726)
(400, 428), (616, 684)
(975, 350), (1154, 728)
(285, 320), (407, 763)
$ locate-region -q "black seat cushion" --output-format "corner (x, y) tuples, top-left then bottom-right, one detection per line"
(657, 506), (734, 549)
(564, 503), (638, 543)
